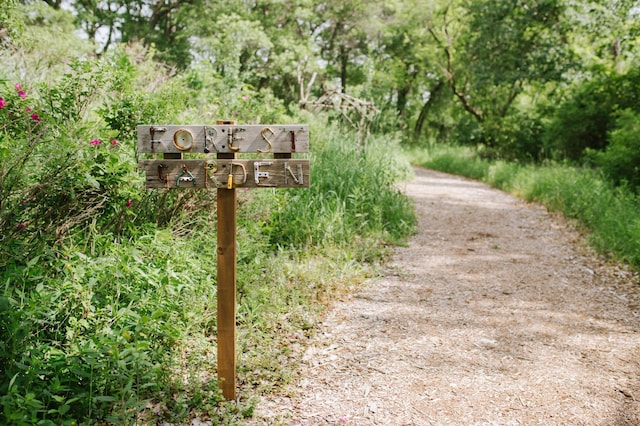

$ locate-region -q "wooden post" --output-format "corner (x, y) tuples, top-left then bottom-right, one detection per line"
(216, 120), (237, 400)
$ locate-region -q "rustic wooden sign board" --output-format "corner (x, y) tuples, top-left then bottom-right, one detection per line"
(137, 124), (310, 189)
(138, 159), (310, 189)
(137, 122), (310, 400)
(138, 124), (309, 154)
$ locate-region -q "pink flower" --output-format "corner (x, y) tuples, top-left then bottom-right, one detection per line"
(16, 223), (25, 230)
(25, 107), (32, 112)
(242, 95), (249, 101)
(0, 98), (5, 109)
(111, 139), (118, 146)
(90, 139), (101, 146)
(31, 113), (40, 123)
(16, 84), (27, 99)
(125, 200), (133, 208)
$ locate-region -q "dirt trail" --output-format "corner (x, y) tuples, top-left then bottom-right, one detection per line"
(249, 167), (640, 425)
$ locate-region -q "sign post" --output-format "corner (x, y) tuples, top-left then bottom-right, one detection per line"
(137, 122), (309, 400)
(215, 120), (237, 401)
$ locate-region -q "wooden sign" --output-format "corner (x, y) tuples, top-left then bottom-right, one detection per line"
(136, 121), (310, 402)
(137, 124), (309, 154)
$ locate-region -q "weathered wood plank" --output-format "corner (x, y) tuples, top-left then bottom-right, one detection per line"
(138, 159), (310, 189)
(137, 124), (309, 154)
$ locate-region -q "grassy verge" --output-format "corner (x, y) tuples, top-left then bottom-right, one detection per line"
(407, 144), (640, 269)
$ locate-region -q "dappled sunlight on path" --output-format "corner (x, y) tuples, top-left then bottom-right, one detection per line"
(250, 167), (640, 425)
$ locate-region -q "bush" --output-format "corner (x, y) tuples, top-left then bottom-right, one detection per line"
(590, 109), (640, 190)
(543, 68), (640, 160)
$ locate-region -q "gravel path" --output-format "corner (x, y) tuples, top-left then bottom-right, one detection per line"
(249, 167), (640, 425)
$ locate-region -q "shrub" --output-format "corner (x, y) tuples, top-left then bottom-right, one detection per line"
(590, 109), (640, 190)
(543, 68), (640, 160)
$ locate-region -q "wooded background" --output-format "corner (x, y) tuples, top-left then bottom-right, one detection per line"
(5, 0), (639, 165)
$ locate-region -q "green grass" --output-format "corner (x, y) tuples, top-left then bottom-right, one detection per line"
(408, 144), (640, 269)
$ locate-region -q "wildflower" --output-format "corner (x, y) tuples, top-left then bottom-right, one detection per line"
(17, 90), (27, 100)
(31, 113), (40, 123)
(90, 139), (101, 146)
(111, 139), (118, 146)
(126, 200), (133, 208)
(242, 95), (249, 101)
(14, 83), (21, 90)
(16, 223), (25, 230)
(232, 110), (238, 116)
(0, 98), (5, 109)
(25, 107), (32, 112)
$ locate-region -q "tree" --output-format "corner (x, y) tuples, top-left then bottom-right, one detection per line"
(427, 0), (573, 152)
(564, 0), (640, 73)
(313, 0), (381, 94)
(43, 0), (200, 65)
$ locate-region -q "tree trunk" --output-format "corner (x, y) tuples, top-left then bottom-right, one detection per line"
(414, 81), (445, 137)
(340, 46), (348, 94)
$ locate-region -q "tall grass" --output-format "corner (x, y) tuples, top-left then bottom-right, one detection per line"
(408, 144), (640, 268)
(269, 119), (416, 250)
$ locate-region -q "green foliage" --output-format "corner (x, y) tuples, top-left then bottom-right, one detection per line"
(178, 62), (288, 125)
(0, 233), (220, 424)
(0, 0), (22, 44)
(423, 0), (573, 155)
(565, 0), (640, 72)
(463, 0), (570, 87)
(0, 57), (143, 260)
(268, 117), (416, 249)
(544, 68), (640, 160)
(589, 109), (640, 190)
(406, 144), (489, 181)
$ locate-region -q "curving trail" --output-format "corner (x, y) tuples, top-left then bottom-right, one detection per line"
(250, 167), (640, 425)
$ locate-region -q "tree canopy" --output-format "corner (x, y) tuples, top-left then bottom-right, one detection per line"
(3, 0), (640, 161)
